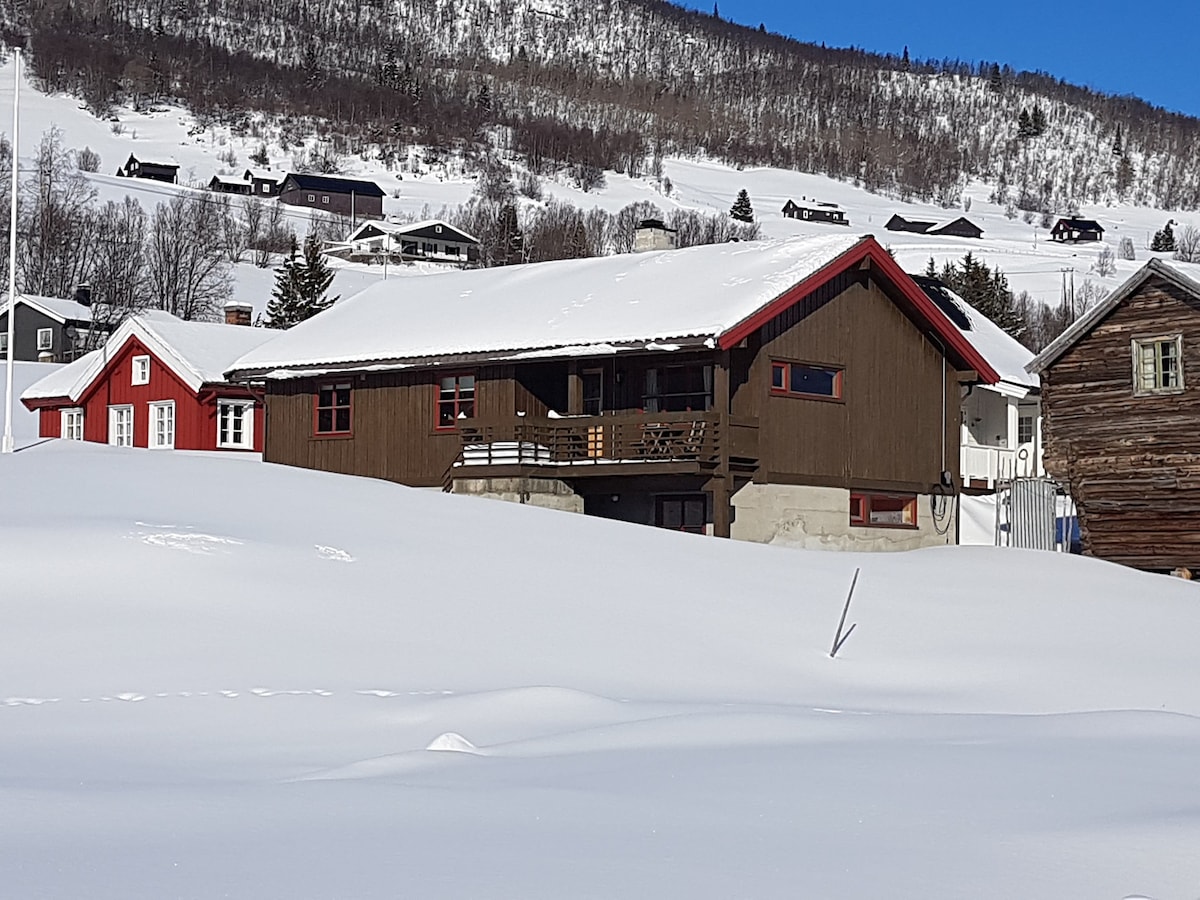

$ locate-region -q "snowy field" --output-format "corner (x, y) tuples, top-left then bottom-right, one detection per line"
(5, 55), (1200, 321)
(2, 442), (1199, 898)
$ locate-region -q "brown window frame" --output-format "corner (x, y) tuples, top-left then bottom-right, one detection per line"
(313, 382), (353, 436)
(771, 359), (844, 401)
(850, 492), (919, 529)
(435, 372), (476, 431)
(655, 494), (707, 534)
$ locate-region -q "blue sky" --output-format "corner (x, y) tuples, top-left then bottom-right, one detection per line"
(676, 0), (1199, 117)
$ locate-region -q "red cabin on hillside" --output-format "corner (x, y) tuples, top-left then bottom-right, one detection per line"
(21, 309), (276, 452)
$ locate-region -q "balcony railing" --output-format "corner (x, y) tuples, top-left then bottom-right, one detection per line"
(447, 411), (758, 483)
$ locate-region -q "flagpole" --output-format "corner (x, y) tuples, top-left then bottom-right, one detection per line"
(2, 47), (19, 455)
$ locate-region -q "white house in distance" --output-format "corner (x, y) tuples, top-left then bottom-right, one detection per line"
(913, 276), (1042, 490)
(341, 219), (481, 265)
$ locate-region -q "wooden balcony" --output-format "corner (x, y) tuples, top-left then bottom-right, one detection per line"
(447, 411), (758, 483)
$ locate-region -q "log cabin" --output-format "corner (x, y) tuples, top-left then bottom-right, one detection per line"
(227, 234), (1000, 548)
(1028, 257), (1200, 570)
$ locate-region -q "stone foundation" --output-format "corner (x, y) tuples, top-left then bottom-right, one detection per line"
(731, 483), (955, 551)
(451, 476), (584, 513)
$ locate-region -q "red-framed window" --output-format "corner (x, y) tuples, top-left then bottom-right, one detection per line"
(850, 492), (918, 528)
(436, 373), (476, 430)
(771, 360), (843, 400)
(314, 382), (352, 434)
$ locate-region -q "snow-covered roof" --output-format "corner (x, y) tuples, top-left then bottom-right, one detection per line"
(244, 168), (283, 182)
(209, 174), (247, 187)
(346, 218), (481, 244)
(911, 277), (1037, 394)
(1029, 257), (1200, 373)
(22, 310), (278, 402)
(228, 234), (1000, 384)
(1, 293), (94, 324)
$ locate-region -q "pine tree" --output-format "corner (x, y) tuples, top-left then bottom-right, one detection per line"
(1112, 124), (1123, 158)
(494, 202), (524, 266)
(1017, 109), (1033, 139)
(1031, 105), (1047, 136)
(938, 252), (1024, 339)
(265, 234), (338, 329)
(987, 63), (1003, 93)
(1151, 221), (1176, 252)
(730, 188), (754, 223)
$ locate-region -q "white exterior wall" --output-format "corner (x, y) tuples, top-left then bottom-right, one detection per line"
(730, 483), (956, 551)
(960, 386), (1044, 488)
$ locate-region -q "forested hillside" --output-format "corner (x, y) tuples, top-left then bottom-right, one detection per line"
(6, 0), (1200, 210)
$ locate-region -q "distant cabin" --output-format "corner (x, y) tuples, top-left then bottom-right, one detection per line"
(343, 219), (481, 265)
(886, 215), (983, 239)
(278, 174), (385, 220)
(116, 154), (179, 184)
(634, 219), (678, 253)
(0, 289), (111, 364)
(781, 198), (849, 226)
(244, 168), (284, 197)
(1051, 217), (1104, 243)
(208, 174), (251, 195)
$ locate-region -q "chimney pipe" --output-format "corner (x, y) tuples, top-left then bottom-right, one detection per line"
(73, 283), (92, 307)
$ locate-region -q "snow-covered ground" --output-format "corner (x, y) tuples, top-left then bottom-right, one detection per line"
(5, 55), (1200, 322)
(2, 441), (1198, 898)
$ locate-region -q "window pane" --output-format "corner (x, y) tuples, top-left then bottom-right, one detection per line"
(459, 375), (475, 393)
(790, 364), (838, 397)
(318, 386), (333, 407)
(771, 365), (785, 390)
(335, 408), (351, 432)
(335, 386), (351, 406)
(318, 409), (333, 432)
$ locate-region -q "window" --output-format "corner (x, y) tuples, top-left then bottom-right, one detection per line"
(656, 495), (707, 534)
(422, 241), (436, 254)
(108, 405), (134, 447)
(771, 360), (843, 400)
(149, 401), (175, 449)
(315, 382), (352, 434)
(0, 333), (7, 356)
(307, 193), (315, 202)
(400, 241), (418, 255)
(436, 374), (476, 429)
(36, 328), (53, 351)
(132, 355), (150, 385)
(218, 400), (255, 449)
(321, 195), (329, 204)
(643, 365), (712, 413)
(582, 368), (604, 416)
(1017, 415), (1034, 446)
(850, 492), (918, 528)
(261, 183), (269, 194)
(60, 408), (84, 441)
(445, 245), (460, 256)
(1133, 335), (1183, 394)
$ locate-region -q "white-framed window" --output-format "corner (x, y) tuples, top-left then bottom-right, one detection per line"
(108, 405), (134, 447)
(0, 333), (8, 356)
(132, 354), (150, 385)
(307, 193), (315, 201)
(60, 408), (84, 441)
(149, 401), (175, 449)
(218, 400), (255, 449)
(36, 328), (53, 351)
(1132, 335), (1184, 395)
(1017, 415), (1035, 445)
(261, 183), (269, 193)
(321, 195), (329, 204)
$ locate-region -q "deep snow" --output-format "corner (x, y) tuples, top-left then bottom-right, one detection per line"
(1, 442), (1198, 898)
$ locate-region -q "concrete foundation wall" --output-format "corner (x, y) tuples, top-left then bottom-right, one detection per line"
(731, 483), (955, 551)
(451, 476), (584, 513)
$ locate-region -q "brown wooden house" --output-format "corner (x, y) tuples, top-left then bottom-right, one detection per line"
(278, 174), (384, 220)
(227, 235), (998, 549)
(1028, 258), (1200, 571)
(116, 154), (179, 183)
(1050, 217), (1104, 243)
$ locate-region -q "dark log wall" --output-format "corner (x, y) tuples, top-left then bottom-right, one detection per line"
(1041, 275), (1200, 570)
(730, 273), (959, 492)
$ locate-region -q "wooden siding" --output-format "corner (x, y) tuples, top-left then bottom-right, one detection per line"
(277, 187), (383, 220)
(34, 337), (262, 451)
(730, 272), (959, 492)
(1041, 274), (1200, 570)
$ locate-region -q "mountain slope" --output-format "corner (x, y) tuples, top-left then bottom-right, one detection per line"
(11, 0), (1200, 209)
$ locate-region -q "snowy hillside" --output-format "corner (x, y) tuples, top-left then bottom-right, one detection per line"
(2, 442), (1199, 898)
(4, 52), (1200, 320)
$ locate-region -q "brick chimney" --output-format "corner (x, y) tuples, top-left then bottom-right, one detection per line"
(224, 301), (253, 327)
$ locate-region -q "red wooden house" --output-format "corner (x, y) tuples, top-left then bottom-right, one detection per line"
(21, 310), (276, 452)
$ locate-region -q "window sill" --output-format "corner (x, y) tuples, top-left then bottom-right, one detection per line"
(1133, 386), (1185, 397)
(850, 521), (919, 530)
(311, 432), (354, 440)
(770, 390), (845, 404)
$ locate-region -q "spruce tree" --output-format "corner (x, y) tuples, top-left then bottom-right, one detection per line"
(730, 188), (754, 223)
(265, 234), (338, 329)
(495, 202), (524, 265)
(1017, 109), (1033, 139)
(1151, 221), (1176, 252)
(1031, 105), (1047, 136)
(988, 63), (1003, 93)
(1112, 124), (1123, 157)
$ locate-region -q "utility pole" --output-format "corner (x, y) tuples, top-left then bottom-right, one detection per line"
(3, 48), (21, 455)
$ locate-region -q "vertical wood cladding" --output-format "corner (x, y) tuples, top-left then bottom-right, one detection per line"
(264, 273), (960, 496)
(1041, 275), (1200, 570)
(732, 273), (957, 491)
